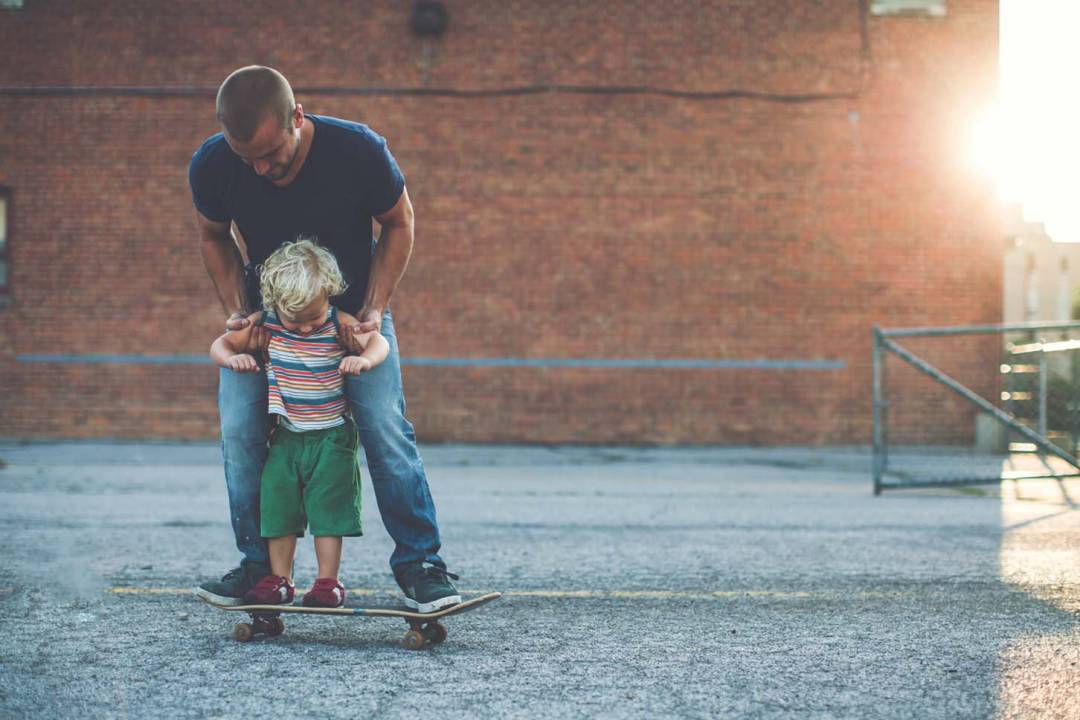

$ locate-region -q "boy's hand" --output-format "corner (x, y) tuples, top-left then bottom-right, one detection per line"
(340, 356), (374, 375)
(224, 354), (260, 373)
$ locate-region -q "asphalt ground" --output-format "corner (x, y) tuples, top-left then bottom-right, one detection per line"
(0, 442), (1077, 719)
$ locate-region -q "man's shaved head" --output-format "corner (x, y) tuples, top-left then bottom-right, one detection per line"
(216, 66), (296, 142)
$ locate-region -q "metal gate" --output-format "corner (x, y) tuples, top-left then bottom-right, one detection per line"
(872, 321), (1080, 493)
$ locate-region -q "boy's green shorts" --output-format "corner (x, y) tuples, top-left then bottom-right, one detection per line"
(260, 420), (363, 538)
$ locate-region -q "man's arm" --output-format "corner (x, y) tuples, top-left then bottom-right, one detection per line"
(355, 187), (415, 334)
(196, 211), (268, 354)
(196, 211), (251, 324)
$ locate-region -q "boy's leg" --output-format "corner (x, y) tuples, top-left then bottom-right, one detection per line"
(247, 428), (307, 605)
(194, 368), (272, 605)
(244, 535), (296, 605)
(268, 535), (298, 581)
(314, 537), (343, 579)
(344, 312), (459, 610)
(303, 425), (356, 608)
(305, 537), (346, 607)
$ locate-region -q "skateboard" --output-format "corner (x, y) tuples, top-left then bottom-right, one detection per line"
(198, 591), (501, 649)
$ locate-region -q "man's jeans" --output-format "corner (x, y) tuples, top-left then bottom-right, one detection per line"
(217, 310), (443, 572)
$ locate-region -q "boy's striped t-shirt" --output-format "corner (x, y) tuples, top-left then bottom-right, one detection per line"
(263, 307), (347, 431)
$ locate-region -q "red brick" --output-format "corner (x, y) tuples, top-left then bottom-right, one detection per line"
(0, 1), (1001, 443)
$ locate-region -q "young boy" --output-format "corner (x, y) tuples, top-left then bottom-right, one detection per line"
(210, 238), (389, 607)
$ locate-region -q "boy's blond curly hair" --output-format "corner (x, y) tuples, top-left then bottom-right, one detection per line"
(258, 237), (347, 317)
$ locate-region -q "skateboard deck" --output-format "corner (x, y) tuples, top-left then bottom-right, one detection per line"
(198, 591), (501, 649)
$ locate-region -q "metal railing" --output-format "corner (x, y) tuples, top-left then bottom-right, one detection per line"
(872, 321), (1080, 494)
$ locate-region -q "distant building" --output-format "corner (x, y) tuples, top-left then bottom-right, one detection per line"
(1003, 205), (1080, 324)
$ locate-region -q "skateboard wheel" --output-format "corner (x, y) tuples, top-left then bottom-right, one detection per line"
(403, 629), (426, 650)
(233, 623), (254, 642)
(267, 617), (285, 636)
(424, 622), (447, 644)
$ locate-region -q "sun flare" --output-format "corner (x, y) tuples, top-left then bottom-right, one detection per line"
(990, 0), (1080, 242)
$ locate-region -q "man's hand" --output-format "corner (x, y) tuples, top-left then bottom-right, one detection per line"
(227, 311), (269, 353)
(340, 355), (374, 375)
(225, 311), (252, 331)
(339, 308), (382, 355)
(353, 307), (383, 335)
(224, 353), (260, 373)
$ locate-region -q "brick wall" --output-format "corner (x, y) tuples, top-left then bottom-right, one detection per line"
(0, 0), (1001, 443)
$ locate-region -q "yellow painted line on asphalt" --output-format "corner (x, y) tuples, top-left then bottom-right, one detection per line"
(107, 587), (194, 595)
(504, 589), (817, 600)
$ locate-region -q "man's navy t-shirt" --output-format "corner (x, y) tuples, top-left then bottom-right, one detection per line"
(188, 114), (405, 314)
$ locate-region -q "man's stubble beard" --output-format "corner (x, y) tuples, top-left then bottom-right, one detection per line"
(268, 128), (302, 182)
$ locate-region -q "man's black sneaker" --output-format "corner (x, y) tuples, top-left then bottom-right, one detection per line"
(395, 564), (461, 613)
(193, 562), (270, 606)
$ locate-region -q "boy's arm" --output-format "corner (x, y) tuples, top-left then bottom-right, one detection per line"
(357, 331), (391, 366)
(338, 310), (390, 374)
(210, 312), (263, 370)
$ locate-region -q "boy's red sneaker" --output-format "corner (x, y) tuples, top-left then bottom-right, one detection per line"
(302, 578), (346, 608)
(242, 575), (295, 605)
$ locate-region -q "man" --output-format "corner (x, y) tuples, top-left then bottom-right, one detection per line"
(189, 65), (459, 612)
